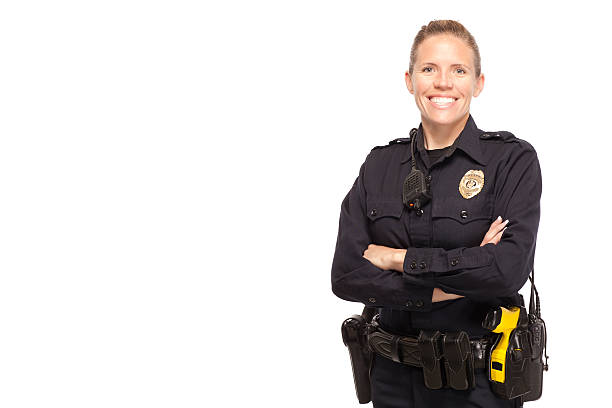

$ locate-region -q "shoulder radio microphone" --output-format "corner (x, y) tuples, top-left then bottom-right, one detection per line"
(403, 128), (432, 211)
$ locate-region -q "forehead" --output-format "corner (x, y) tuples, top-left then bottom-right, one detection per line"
(416, 34), (474, 66)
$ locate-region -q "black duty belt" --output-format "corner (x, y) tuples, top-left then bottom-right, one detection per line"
(367, 317), (495, 390)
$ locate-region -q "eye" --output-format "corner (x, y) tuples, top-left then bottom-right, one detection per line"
(456, 68), (466, 74)
(423, 66), (433, 73)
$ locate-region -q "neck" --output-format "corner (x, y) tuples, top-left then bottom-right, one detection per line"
(422, 113), (470, 150)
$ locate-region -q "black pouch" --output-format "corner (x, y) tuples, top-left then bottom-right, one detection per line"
(441, 331), (476, 390)
(417, 330), (445, 389)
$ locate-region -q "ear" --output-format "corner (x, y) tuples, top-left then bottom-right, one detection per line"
(405, 71), (414, 94)
(473, 73), (485, 97)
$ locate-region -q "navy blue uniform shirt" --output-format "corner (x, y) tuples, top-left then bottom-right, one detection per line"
(331, 114), (542, 337)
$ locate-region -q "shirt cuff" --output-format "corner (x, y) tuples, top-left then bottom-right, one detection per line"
(402, 246), (493, 274)
(402, 247), (448, 274)
(395, 284), (434, 312)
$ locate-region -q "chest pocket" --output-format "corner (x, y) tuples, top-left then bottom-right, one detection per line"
(366, 198), (405, 246)
(431, 195), (494, 249)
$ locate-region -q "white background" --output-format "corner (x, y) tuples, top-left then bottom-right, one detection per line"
(0, 1), (608, 407)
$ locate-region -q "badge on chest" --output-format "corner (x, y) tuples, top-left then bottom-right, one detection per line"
(459, 169), (484, 199)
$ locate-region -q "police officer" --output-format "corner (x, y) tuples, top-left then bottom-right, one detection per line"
(331, 20), (541, 408)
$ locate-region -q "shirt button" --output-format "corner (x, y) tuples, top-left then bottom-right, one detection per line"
(419, 262), (427, 269)
(368, 297), (377, 303)
(416, 209), (424, 216)
(451, 259), (459, 266)
(405, 300), (413, 307)
(425, 175), (432, 182)
(370, 208), (377, 217)
(460, 210), (468, 219)
(415, 300), (424, 307)
(410, 261), (417, 269)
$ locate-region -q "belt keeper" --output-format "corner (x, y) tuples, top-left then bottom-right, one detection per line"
(442, 331), (476, 390)
(417, 330), (444, 389)
(390, 335), (401, 363)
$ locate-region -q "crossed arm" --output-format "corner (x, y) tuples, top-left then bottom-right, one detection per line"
(331, 149), (541, 309)
(362, 216), (508, 302)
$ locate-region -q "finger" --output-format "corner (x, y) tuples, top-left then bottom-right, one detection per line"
(489, 216), (503, 228)
(490, 219), (509, 233)
(487, 218), (504, 235)
(493, 227), (508, 243)
(485, 220), (506, 239)
(487, 228), (504, 244)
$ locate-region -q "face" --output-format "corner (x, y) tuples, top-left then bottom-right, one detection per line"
(405, 34), (484, 127)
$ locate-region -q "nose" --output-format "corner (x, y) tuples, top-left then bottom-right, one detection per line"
(434, 70), (453, 89)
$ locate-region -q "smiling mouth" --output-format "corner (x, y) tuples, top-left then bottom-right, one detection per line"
(428, 96), (457, 108)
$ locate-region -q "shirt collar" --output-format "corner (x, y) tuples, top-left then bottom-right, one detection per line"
(401, 113), (488, 166)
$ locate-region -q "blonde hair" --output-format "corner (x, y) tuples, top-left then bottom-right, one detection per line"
(409, 20), (481, 77)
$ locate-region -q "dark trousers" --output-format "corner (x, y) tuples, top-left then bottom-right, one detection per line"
(371, 353), (523, 408)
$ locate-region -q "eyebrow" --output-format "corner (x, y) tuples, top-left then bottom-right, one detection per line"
(421, 62), (470, 68)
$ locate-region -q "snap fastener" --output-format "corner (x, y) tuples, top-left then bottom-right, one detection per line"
(451, 259), (459, 266)
(419, 262), (426, 269)
(416, 209), (424, 216)
(410, 261), (417, 269)
(460, 210), (468, 219)
(370, 208), (377, 217)
(415, 300), (423, 307)
(405, 300), (413, 307)
(368, 297), (377, 303)
(425, 175), (432, 182)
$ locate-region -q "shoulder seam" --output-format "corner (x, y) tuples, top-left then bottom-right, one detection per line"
(370, 136), (412, 151)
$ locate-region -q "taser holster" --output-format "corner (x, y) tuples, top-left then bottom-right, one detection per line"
(341, 306), (376, 404)
(484, 273), (549, 401)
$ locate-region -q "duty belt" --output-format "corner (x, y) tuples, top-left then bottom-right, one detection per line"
(367, 316), (493, 390)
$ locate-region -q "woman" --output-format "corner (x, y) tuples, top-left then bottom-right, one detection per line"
(331, 20), (541, 408)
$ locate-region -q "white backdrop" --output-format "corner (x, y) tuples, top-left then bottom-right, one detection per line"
(0, 1), (608, 407)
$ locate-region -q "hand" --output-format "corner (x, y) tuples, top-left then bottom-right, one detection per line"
(432, 287), (465, 302)
(363, 244), (404, 271)
(480, 216), (509, 247)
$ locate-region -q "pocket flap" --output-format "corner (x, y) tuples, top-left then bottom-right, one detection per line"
(431, 196), (492, 224)
(366, 199), (404, 221)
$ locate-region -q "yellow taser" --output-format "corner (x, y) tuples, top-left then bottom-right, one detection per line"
(482, 306), (523, 383)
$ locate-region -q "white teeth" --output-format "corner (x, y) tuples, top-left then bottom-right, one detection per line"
(430, 97), (455, 104)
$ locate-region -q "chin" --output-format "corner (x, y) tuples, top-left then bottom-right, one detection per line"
(422, 112), (463, 125)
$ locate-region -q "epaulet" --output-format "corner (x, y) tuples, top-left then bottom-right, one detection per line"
(371, 136), (412, 151)
(479, 130), (518, 142)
